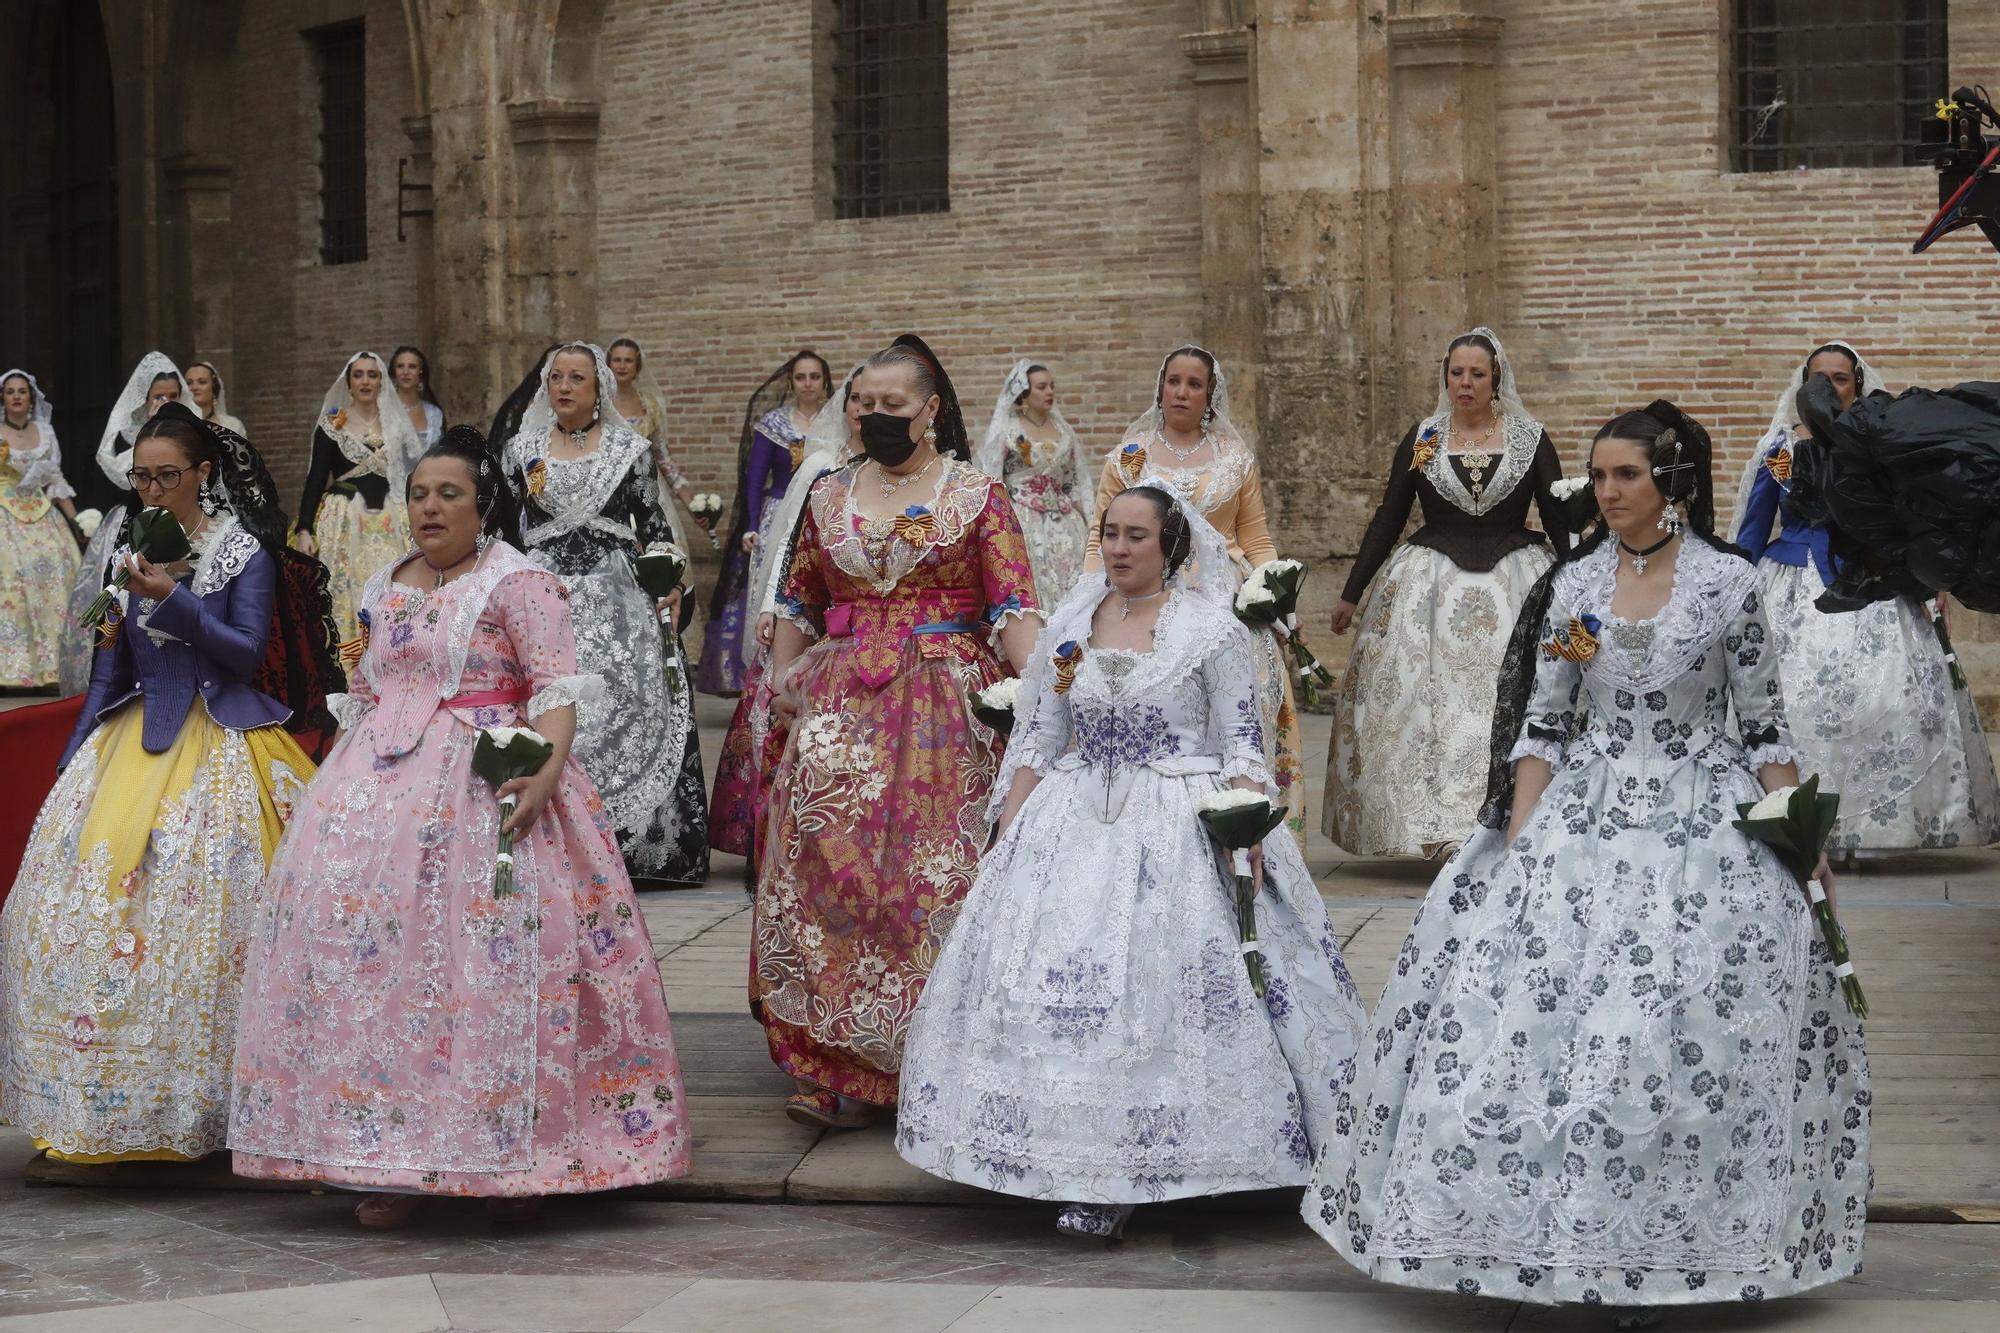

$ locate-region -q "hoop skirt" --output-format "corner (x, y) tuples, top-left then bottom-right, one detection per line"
(896, 598), (1366, 1202)
(229, 550), (691, 1195)
(1305, 541), (1870, 1306)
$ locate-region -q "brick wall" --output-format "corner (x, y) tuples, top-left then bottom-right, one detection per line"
(225, 0), (430, 502)
(593, 0), (1205, 501)
(1494, 0), (2000, 520)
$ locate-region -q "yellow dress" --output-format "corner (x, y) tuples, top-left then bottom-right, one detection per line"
(0, 437), (82, 689)
(0, 543), (313, 1163)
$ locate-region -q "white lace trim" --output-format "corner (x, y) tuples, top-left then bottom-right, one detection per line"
(1556, 539), (1759, 690)
(355, 542), (543, 699)
(1744, 742), (1797, 769)
(1418, 410), (1544, 517)
(190, 518), (258, 597)
(325, 692), (371, 732)
(1508, 736), (1566, 768)
(518, 425), (653, 546)
(526, 673), (606, 719)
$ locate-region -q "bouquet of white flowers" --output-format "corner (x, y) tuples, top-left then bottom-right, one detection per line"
(1196, 787), (1290, 996)
(1547, 475), (1599, 532)
(1235, 559), (1335, 706)
(472, 726), (556, 898)
(970, 677), (1019, 735)
(687, 492), (724, 547)
(73, 508), (103, 539)
(1733, 775), (1866, 1017)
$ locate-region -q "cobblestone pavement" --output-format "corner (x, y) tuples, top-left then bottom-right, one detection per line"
(3, 704), (1998, 1329)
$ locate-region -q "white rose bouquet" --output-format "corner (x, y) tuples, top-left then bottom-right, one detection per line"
(1196, 787), (1290, 997)
(1733, 775), (1865, 1017)
(1547, 475), (1600, 532)
(1235, 559), (1334, 706)
(74, 508), (103, 539)
(687, 492), (724, 547)
(472, 726), (557, 899)
(970, 677), (1019, 736)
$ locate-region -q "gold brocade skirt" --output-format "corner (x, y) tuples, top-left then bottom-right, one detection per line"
(305, 493), (407, 642)
(0, 705), (311, 1162)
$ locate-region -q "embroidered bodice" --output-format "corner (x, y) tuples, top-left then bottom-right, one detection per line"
(1000, 433), (1085, 516)
(513, 425), (676, 575)
(1090, 437), (1277, 571)
(1004, 592), (1272, 819)
(1511, 539), (1796, 776)
(778, 459), (1038, 689)
(330, 543), (600, 757)
(0, 429), (71, 518)
(1341, 417), (1570, 603)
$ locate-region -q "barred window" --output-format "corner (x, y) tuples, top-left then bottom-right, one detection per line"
(1732, 1), (1949, 171)
(310, 22), (367, 264)
(830, 1), (949, 219)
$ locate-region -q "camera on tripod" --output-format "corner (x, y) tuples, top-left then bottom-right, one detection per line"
(1914, 85), (2000, 256)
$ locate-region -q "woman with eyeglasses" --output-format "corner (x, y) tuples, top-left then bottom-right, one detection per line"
(0, 403), (316, 1164)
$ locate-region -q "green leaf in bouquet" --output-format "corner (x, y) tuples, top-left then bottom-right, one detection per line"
(969, 700), (1014, 735)
(131, 506), (193, 563)
(472, 728), (555, 786)
(1199, 799), (1290, 849)
(632, 550), (687, 599)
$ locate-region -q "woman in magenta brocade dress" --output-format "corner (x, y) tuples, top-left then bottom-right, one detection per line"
(229, 429), (688, 1227)
(753, 336), (1041, 1130)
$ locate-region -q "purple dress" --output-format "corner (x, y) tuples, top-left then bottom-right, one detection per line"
(695, 407), (801, 694)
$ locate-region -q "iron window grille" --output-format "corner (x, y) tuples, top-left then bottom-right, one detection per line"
(830, 0), (949, 219)
(1733, 0), (1949, 172)
(310, 22), (368, 264)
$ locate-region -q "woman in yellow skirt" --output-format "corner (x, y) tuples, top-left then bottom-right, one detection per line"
(0, 403), (322, 1162)
(292, 351), (422, 641)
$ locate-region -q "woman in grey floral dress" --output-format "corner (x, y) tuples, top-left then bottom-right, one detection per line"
(1305, 401), (1869, 1322)
(506, 343), (707, 884)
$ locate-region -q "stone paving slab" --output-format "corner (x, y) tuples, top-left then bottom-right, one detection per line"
(4, 1275), (1997, 1332)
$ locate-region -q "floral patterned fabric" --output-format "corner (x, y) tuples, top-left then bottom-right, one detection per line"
(1000, 434), (1090, 608)
(2, 690), (310, 1160)
(897, 591), (1367, 1203)
(1087, 444), (1307, 843)
(0, 440), (81, 688)
(1305, 538), (1871, 1306)
(514, 430), (708, 884)
(754, 461), (1037, 1106)
(1325, 542), (1551, 854)
(229, 548), (690, 1195)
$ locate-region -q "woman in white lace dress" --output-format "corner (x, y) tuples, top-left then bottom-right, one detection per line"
(975, 359), (1091, 606)
(1732, 341), (1999, 852)
(1305, 401), (1869, 1321)
(898, 485), (1366, 1242)
(505, 343), (707, 884)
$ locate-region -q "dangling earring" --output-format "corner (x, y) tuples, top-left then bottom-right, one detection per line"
(1491, 394), (1502, 421)
(198, 478), (217, 515)
(1658, 500), (1682, 536)
(1202, 405), (1215, 428)
(923, 420), (938, 448)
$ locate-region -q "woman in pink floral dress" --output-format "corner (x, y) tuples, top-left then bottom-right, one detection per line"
(229, 428), (688, 1226)
(756, 336), (1041, 1129)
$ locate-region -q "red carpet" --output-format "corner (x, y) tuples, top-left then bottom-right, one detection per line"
(0, 695), (83, 902)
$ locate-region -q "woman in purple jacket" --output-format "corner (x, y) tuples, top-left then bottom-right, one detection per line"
(0, 403), (316, 1164)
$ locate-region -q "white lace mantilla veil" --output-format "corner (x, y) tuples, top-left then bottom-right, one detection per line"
(315, 351), (425, 505)
(1, 368), (66, 497)
(1731, 339), (1886, 546)
(97, 352), (191, 489)
(990, 486), (1247, 820)
(975, 357), (1088, 483)
(1120, 344), (1252, 457)
(190, 360), (245, 434)
(506, 341), (633, 472)
(1420, 325), (1532, 431)
(611, 337), (669, 430)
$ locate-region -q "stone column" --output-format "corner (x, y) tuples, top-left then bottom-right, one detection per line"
(1180, 2), (1262, 442)
(506, 97), (603, 354)
(1252, 0), (1396, 563)
(161, 154), (233, 371)
(1384, 7), (1504, 418)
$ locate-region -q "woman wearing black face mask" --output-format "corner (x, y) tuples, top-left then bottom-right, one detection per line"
(753, 335), (1043, 1131)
